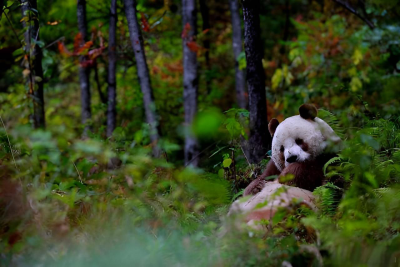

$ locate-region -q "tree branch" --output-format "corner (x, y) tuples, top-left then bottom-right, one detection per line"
(332, 0), (375, 29)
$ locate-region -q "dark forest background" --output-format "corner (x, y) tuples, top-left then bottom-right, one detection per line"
(1, 0), (400, 266)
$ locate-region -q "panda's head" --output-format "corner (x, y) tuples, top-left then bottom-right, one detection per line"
(268, 104), (341, 171)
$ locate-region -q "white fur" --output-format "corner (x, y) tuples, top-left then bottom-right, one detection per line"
(271, 115), (340, 171)
(227, 113), (340, 231)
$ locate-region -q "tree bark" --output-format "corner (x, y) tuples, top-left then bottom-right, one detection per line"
(107, 0), (117, 137)
(21, 0), (45, 129)
(182, 0), (199, 166)
(1, 0), (4, 18)
(279, 0), (290, 56)
(242, 0), (270, 163)
(77, 0), (91, 135)
(229, 0), (247, 109)
(124, 0), (160, 157)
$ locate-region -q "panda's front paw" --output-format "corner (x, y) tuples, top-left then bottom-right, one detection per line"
(243, 178), (266, 196)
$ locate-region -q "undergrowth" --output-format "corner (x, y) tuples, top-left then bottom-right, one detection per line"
(1, 109), (400, 266)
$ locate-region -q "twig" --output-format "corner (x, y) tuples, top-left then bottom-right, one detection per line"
(150, 10), (167, 29)
(185, 141), (219, 167)
(240, 144), (254, 173)
(231, 145), (237, 192)
(332, 0), (375, 29)
(73, 162), (83, 184)
(4, 9), (23, 47)
(0, 115), (18, 172)
(87, 2), (107, 16)
(44, 36), (65, 50)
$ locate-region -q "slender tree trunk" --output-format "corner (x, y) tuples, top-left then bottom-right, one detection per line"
(242, 0), (270, 163)
(182, 0), (199, 166)
(21, 0), (45, 129)
(77, 0), (91, 134)
(107, 0), (117, 137)
(199, 0), (211, 94)
(229, 0), (247, 109)
(93, 62), (107, 105)
(279, 0), (290, 57)
(1, 0), (5, 18)
(124, 0), (160, 157)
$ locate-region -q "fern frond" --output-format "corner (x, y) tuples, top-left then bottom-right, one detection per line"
(373, 188), (391, 199)
(314, 183), (343, 216)
(318, 109), (344, 139)
(323, 156), (343, 175)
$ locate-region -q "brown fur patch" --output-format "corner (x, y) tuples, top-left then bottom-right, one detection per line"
(268, 118), (280, 137)
(279, 161), (324, 191)
(301, 142), (309, 152)
(299, 104), (318, 120)
(243, 160), (281, 196)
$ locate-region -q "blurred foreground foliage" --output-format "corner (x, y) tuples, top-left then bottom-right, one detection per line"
(1, 0), (400, 266)
(1, 108), (400, 266)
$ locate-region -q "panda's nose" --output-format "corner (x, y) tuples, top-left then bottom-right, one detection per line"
(286, 155), (298, 163)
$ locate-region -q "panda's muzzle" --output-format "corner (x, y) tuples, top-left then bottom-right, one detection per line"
(286, 155), (298, 163)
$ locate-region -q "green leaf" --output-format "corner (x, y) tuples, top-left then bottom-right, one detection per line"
(279, 173), (294, 183)
(350, 77), (362, 92)
(237, 51), (246, 70)
(225, 117), (241, 138)
(352, 48), (363, 65)
(192, 109), (224, 140)
(272, 68), (283, 90)
(360, 134), (379, 150)
(223, 158), (232, 168)
(364, 172), (378, 188)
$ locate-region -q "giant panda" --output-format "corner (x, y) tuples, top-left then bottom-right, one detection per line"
(245, 104), (341, 195)
(229, 104), (341, 230)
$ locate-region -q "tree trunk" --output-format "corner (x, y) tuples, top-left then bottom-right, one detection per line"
(242, 0), (270, 163)
(107, 0), (117, 137)
(182, 0), (199, 166)
(199, 0), (211, 94)
(124, 0), (160, 157)
(21, 0), (45, 129)
(279, 0), (290, 56)
(229, 0), (247, 109)
(1, 0), (4, 18)
(94, 62), (107, 105)
(77, 0), (91, 135)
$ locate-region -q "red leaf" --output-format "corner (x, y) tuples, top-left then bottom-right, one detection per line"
(186, 41), (201, 53)
(202, 29), (210, 35)
(57, 42), (72, 57)
(140, 12), (151, 32)
(76, 41), (94, 55)
(80, 59), (94, 68)
(73, 33), (83, 53)
(295, 14), (303, 22)
(181, 22), (191, 39)
(88, 47), (105, 59)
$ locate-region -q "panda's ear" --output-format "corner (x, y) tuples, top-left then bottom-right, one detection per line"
(299, 104), (318, 120)
(268, 118), (279, 137)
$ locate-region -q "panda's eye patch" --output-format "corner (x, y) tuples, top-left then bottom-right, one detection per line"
(295, 138), (304, 145)
(280, 145), (284, 152)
